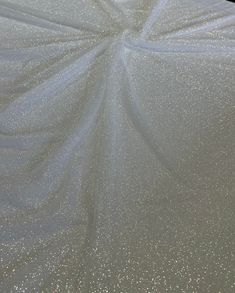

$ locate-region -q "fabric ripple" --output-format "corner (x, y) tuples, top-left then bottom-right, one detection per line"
(0, 0), (235, 292)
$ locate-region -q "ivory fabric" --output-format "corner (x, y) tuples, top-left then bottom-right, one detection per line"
(0, 0), (235, 292)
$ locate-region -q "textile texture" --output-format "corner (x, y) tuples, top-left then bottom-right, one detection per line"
(0, 0), (235, 292)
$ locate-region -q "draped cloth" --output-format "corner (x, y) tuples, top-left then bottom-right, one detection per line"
(0, 0), (235, 292)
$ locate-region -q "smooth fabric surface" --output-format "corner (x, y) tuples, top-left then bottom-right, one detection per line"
(0, 0), (235, 292)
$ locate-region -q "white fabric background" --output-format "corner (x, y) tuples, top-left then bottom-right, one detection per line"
(0, 0), (235, 292)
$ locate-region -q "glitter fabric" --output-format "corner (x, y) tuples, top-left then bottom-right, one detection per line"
(0, 0), (235, 292)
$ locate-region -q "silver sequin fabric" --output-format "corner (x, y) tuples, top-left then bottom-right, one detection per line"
(0, 0), (235, 292)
